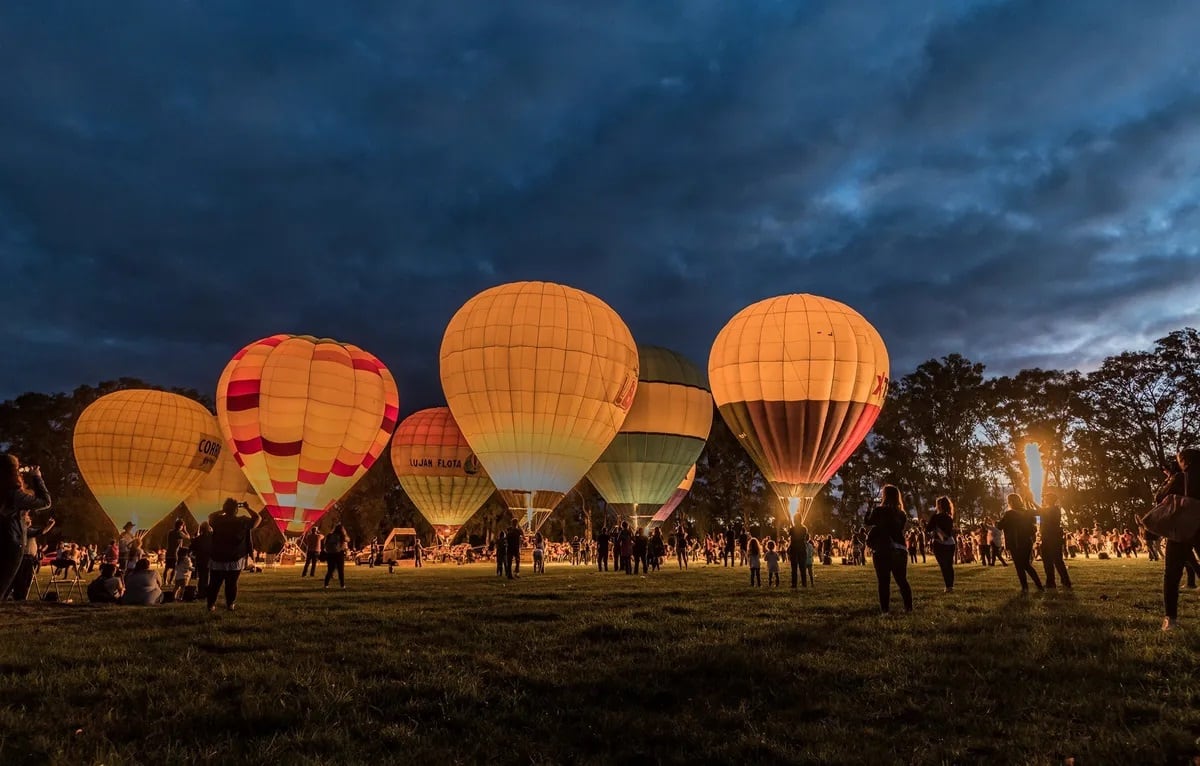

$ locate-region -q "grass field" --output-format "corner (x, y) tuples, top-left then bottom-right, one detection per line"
(2, 556), (1199, 765)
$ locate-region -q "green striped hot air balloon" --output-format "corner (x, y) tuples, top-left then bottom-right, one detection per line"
(587, 345), (713, 529)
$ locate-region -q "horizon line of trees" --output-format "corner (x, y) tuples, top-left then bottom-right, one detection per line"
(2, 328), (1196, 548)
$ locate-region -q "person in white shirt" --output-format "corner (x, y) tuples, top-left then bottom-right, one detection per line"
(122, 558), (163, 605)
(172, 548), (195, 601)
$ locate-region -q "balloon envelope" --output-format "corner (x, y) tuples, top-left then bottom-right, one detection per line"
(709, 294), (889, 519)
(649, 464), (696, 529)
(587, 345), (711, 524)
(73, 389), (223, 532)
(390, 407), (495, 539)
(185, 444), (264, 517)
(440, 281), (639, 531)
(216, 334), (399, 534)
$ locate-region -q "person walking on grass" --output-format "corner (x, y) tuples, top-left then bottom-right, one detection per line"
(865, 485), (913, 614)
(929, 496), (958, 593)
(207, 499), (264, 611)
(997, 494), (1043, 594)
(1037, 492), (1072, 589)
(323, 524), (348, 589)
(765, 540), (781, 587)
(747, 537), (762, 587)
(1162, 448), (1200, 632)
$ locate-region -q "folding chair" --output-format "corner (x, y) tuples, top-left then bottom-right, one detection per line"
(29, 564), (44, 601)
(48, 565), (83, 603)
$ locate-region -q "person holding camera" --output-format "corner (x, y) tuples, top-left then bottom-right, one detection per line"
(1, 454), (52, 600)
(206, 498), (264, 612)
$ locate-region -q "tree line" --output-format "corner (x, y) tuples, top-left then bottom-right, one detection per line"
(2, 329), (1196, 547)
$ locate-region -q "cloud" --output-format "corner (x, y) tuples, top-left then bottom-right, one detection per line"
(1, 0), (1198, 404)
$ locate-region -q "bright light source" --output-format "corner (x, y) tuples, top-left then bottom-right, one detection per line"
(1024, 443), (1044, 506)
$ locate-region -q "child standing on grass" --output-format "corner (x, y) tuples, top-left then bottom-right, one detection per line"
(747, 537), (762, 587)
(764, 540), (780, 587)
(172, 548), (194, 601)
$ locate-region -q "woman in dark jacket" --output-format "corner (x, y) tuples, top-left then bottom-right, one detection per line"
(0, 455), (52, 600)
(928, 496), (957, 592)
(996, 494), (1044, 593)
(864, 485), (913, 613)
(1163, 448), (1200, 631)
(206, 499), (264, 612)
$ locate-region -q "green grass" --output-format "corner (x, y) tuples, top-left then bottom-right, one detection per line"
(2, 557), (1199, 765)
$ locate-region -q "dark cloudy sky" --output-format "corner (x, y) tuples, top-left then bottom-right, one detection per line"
(3, 1), (1198, 407)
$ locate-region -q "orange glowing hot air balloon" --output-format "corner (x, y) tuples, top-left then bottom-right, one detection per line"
(440, 281), (639, 533)
(73, 389), (224, 532)
(709, 294), (889, 523)
(216, 335), (399, 535)
(390, 407), (495, 541)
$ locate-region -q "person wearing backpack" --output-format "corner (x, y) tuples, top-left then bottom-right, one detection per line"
(1, 455), (52, 601)
(205, 499), (264, 612)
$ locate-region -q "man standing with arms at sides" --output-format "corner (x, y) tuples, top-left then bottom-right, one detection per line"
(1038, 492), (1072, 589)
(300, 525), (323, 578)
(788, 523), (808, 588)
(595, 526), (610, 572)
(724, 527), (736, 567)
(505, 518), (523, 579)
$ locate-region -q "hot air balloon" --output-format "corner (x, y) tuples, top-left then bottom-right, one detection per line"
(216, 335), (399, 535)
(586, 345), (711, 529)
(73, 389), (224, 532)
(649, 464), (696, 530)
(709, 294), (889, 523)
(390, 407), (495, 541)
(185, 444), (264, 517)
(440, 281), (639, 533)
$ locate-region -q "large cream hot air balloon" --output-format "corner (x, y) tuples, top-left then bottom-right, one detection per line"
(73, 389), (223, 532)
(649, 464), (696, 530)
(440, 281), (639, 533)
(587, 345), (711, 529)
(216, 335), (399, 535)
(390, 407), (495, 541)
(709, 294), (889, 523)
(185, 445), (264, 517)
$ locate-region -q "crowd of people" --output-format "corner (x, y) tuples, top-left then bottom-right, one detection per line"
(4, 448), (1200, 631)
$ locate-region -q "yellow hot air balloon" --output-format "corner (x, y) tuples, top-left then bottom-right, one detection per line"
(587, 345), (711, 529)
(649, 464), (696, 529)
(709, 294), (889, 523)
(185, 445), (264, 517)
(73, 389), (224, 532)
(390, 407), (495, 541)
(440, 281), (639, 533)
(216, 335), (400, 535)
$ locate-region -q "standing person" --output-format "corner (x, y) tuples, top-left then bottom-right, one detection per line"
(675, 522), (689, 569)
(0, 456), (52, 600)
(206, 499), (264, 611)
(1038, 492), (1072, 589)
(803, 535), (816, 586)
(788, 524), (809, 588)
(300, 525), (323, 577)
(649, 528), (665, 572)
(746, 537), (762, 586)
(192, 522), (213, 597)
(928, 496), (958, 593)
(864, 485), (913, 614)
(12, 510), (55, 601)
(988, 519), (1008, 566)
(323, 524), (348, 589)
(977, 523), (992, 566)
(493, 529), (507, 577)
(1162, 448), (1200, 631)
(164, 519), (190, 583)
(723, 528), (735, 567)
(118, 522), (137, 569)
(632, 527), (648, 575)
(505, 519), (523, 579)
(996, 495), (1044, 593)
(617, 522), (633, 574)
(570, 536), (581, 566)
(906, 529), (919, 564)
(532, 532), (545, 574)
(765, 540), (781, 587)
(413, 538), (423, 568)
(595, 527), (610, 572)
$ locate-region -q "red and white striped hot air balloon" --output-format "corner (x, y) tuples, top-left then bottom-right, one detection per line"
(216, 335), (399, 535)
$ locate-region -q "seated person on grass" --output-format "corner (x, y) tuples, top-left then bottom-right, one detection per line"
(87, 563), (125, 604)
(122, 558), (163, 606)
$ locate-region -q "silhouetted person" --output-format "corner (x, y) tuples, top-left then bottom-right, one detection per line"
(323, 523), (348, 589)
(206, 499), (264, 611)
(997, 494), (1043, 593)
(789, 524), (809, 588)
(928, 496), (957, 592)
(1163, 448), (1200, 631)
(0, 455), (51, 600)
(505, 519), (523, 579)
(865, 485), (913, 613)
(301, 525), (323, 577)
(1038, 492), (1072, 589)
(595, 527), (610, 572)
